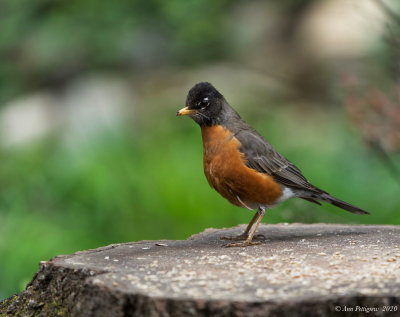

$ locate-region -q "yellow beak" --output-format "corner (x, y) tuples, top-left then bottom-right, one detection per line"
(176, 106), (195, 116)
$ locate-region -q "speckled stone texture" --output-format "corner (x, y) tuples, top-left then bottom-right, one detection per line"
(1, 224), (400, 317)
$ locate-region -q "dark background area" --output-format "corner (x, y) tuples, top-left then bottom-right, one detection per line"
(1, 0), (400, 299)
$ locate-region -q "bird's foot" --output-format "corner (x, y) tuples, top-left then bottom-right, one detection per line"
(223, 240), (261, 248)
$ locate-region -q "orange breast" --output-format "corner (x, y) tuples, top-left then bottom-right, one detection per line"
(201, 125), (282, 208)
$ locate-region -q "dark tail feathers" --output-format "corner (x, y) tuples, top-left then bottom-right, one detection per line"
(301, 193), (369, 215)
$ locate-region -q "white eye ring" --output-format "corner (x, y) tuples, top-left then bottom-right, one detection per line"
(197, 97), (210, 109)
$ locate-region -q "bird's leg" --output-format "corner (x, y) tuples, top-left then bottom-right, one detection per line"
(220, 211), (259, 241)
(224, 207), (266, 247)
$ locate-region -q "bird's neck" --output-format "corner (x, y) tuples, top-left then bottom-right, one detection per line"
(199, 103), (241, 128)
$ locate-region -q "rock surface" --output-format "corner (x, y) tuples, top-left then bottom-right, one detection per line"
(1, 223), (400, 316)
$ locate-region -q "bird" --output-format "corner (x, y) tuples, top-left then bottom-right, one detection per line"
(176, 82), (369, 247)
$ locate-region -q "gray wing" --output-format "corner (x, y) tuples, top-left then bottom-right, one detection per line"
(235, 129), (325, 194)
(232, 127), (368, 214)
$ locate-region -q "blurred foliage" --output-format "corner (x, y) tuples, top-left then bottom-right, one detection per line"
(0, 0), (234, 103)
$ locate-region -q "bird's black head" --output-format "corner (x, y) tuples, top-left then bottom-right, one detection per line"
(176, 82), (225, 126)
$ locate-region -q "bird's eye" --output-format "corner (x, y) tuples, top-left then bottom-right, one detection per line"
(197, 97), (209, 108)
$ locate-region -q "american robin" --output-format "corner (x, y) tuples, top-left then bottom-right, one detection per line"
(176, 82), (369, 247)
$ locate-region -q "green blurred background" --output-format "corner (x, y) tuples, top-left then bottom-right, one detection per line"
(1, 0), (400, 300)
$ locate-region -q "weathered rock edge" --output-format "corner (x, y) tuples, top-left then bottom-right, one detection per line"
(1, 223), (400, 317)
